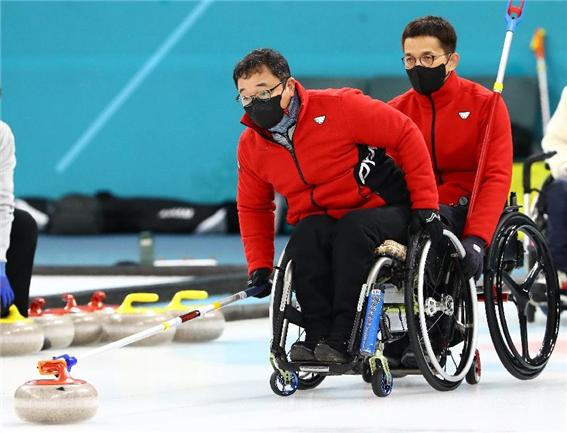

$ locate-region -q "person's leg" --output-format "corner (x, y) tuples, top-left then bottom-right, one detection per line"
(5, 209), (38, 317)
(546, 179), (567, 276)
(315, 205), (410, 362)
(285, 214), (335, 359)
(439, 203), (468, 238)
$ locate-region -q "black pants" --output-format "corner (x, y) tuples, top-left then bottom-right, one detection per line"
(2, 209), (38, 317)
(286, 205), (410, 344)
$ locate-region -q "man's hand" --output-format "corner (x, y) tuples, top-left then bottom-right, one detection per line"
(461, 237), (486, 281)
(0, 261), (15, 313)
(410, 209), (444, 252)
(248, 268), (273, 299)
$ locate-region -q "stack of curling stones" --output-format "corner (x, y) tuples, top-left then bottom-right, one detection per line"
(44, 294), (102, 345)
(104, 292), (175, 345)
(165, 290), (226, 342)
(14, 358), (98, 424)
(1, 305), (44, 356)
(29, 298), (75, 350)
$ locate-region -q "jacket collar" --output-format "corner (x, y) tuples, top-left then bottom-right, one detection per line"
(412, 70), (460, 108)
(240, 80), (309, 137)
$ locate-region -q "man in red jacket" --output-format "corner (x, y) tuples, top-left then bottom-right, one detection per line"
(389, 16), (513, 284)
(234, 48), (442, 363)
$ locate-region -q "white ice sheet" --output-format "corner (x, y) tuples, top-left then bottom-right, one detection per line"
(1, 310), (566, 433)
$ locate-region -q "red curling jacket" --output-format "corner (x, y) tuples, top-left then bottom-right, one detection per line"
(237, 81), (439, 274)
(389, 72), (513, 245)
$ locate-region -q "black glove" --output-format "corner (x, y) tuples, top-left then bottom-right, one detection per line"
(461, 236), (486, 281)
(410, 209), (444, 252)
(248, 268), (273, 298)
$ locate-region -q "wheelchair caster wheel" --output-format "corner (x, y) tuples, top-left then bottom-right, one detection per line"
(466, 349), (481, 385)
(362, 362), (372, 384)
(270, 371), (299, 397)
(371, 367), (393, 397)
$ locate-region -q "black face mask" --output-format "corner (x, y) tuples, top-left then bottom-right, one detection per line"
(244, 94), (284, 130)
(406, 63), (448, 95)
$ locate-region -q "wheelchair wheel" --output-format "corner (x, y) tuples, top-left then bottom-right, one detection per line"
(362, 361), (372, 383)
(371, 366), (393, 397)
(484, 211), (560, 380)
(297, 372), (326, 390)
(465, 349), (481, 385)
(270, 371), (299, 397)
(405, 230), (478, 391)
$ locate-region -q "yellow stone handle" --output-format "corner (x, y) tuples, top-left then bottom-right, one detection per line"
(117, 293), (159, 313)
(0, 305), (30, 323)
(166, 290), (209, 311)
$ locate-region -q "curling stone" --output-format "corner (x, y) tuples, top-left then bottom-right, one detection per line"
(14, 358), (98, 424)
(84, 291), (117, 342)
(28, 298), (75, 350)
(0, 305), (44, 356)
(45, 295), (102, 346)
(104, 293), (175, 346)
(166, 290), (225, 342)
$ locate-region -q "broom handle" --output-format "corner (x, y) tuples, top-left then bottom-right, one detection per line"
(467, 0), (525, 217)
(55, 285), (265, 370)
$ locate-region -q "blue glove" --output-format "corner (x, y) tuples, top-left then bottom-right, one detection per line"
(0, 261), (15, 310)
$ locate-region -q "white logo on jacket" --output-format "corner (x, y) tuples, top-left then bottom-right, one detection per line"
(314, 115), (326, 124)
(459, 111), (471, 119)
(358, 147), (376, 185)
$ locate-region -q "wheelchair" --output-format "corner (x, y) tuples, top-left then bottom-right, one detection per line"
(268, 191), (561, 396)
(268, 228), (481, 397)
(521, 151), (567, 322)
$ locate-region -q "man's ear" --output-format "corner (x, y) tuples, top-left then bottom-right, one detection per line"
(287, 77), (296, 96)
(447, 52), (460, 72)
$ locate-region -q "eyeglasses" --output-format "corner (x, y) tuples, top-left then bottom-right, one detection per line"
(401, 52), (452, 69)
(236, 81), (285, 107)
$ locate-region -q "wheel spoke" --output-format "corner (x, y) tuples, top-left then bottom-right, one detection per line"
(520, 260), (543, 293)
(517, 312), (530, 361)
(502, 271), (529, 309)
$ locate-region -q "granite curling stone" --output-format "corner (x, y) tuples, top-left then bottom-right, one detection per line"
(104, 292), (175, 346)
(29, 298), (75, 350)
(45, 295), (102, 346)
(166, 290), (225, 342)
(14, 359), (98, 424)
(0, 305), (44, 356)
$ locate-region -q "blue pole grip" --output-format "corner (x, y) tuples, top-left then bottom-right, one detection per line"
(505, 0), (525, 32)
(244, 284), (266, 298)
(359, 287), (385, 356)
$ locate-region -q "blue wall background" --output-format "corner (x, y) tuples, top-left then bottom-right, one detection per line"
(1, 0), (566, 201)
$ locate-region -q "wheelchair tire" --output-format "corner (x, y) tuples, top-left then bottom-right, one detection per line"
(484, 211), (560, 380)
(405, 230), (478, 392)
(270, 371), (298, 397)
(362, 361), (372, 383)
(371, 367), (393, 397)
(465, 349), (481, 385)
(297, 372), (326, 390)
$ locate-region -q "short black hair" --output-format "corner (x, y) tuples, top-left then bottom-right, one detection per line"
(233, 48), (291, 87)
(401, 16), (457, 53)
